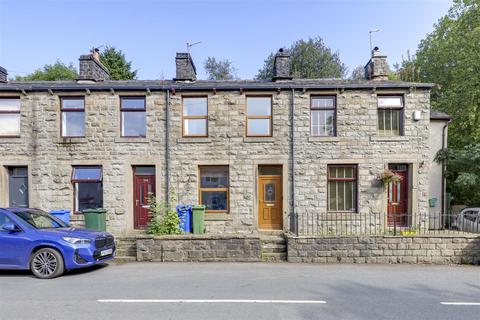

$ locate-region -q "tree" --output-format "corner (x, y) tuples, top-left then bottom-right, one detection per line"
(15, 61), (77, 81)
(100, 46), (137, 80)
(350, 65), (365, 80)
(414, 0), (480, 148)
(391, 51), (421, 82)
(204, 57), (237, 80)
(256, 37), (346, 80)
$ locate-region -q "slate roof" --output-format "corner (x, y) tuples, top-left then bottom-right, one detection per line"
(430, 110), (452, 121)
(0, 78), (435, 92)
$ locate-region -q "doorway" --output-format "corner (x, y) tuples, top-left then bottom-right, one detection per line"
(133, 166), (155, 229)
(8, 167), (29, 208)
(387, 164), (409, 227)
(258, 165), (283, 230)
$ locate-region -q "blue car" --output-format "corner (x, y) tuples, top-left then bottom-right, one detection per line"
(0, 208), (115, 279)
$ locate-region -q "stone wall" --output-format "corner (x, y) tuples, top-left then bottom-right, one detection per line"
(287, 235), (480, 264)
(136, 235), (261, 262)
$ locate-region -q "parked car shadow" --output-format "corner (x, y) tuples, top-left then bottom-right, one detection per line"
(0, 263), (110, 278)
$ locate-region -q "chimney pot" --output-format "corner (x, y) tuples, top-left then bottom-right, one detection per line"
(272, 48), (292, 81)
(0, 66), (7, 83)
(174, 52), (197, 81)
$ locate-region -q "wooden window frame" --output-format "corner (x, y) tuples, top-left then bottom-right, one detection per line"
(198, 165), (229, 214)
(71, 166), (103, 214)
(246, 95), (273, 137)
(182, 96), (208, 137)
(377, 95), (404, 136)
(327, 164), (358, 213)
(0, 97), (21, 138)
(60, 96), (85, 138)
(310, 95), (337, 137)
(120, 96), (146, 138)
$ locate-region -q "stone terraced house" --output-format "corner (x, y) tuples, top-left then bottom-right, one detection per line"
(0, 47), (450, 236)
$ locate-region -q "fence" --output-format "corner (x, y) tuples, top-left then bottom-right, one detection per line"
(295, 211), (479, 236)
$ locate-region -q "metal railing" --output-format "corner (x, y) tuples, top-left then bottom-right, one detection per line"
(294, 211), (479, 236)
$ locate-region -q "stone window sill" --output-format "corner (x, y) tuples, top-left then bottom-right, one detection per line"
(57, 137), (88, 144)
(370, 136), (409, 142)
(115, 137), (149, 143)
(177, 137), (212, 144)
(308, 136), (341, 143)
(0, 137), (22, 144)
(204, 213), (233, 221)
(243, 137), (275, 143)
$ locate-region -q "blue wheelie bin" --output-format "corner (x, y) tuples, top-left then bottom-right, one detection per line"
(176, 205), (192, 233)
(50, 209), (71, 224)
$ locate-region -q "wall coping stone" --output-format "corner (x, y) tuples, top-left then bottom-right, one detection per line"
(287, 234), (480, 240)
(136, 234), (261, 240)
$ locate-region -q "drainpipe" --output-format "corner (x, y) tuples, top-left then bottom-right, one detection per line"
(441, 119), (451, 221)
(165, 90), (170, 204)
(290, 88), (297, 236)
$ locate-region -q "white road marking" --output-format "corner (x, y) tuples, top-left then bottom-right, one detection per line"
(97, 299), (326, 304)
(440, 302), (480, 306)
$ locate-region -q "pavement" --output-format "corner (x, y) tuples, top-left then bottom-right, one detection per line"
(0, 262), (479, 320)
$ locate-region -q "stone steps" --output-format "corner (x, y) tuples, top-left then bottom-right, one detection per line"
(261, 235), (287, 262)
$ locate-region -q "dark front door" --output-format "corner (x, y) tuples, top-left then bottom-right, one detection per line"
(258, 166), (283, 230)
(133, 167), (155, 229)
(8, 167), (29, 208)
(387, 164), (409, 227)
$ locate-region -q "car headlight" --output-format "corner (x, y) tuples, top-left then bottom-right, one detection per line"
(62, 237), (91, 244)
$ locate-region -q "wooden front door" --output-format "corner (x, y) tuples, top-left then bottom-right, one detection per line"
(258, 169), (283, 230)
(387, 165), (409, 227)
(133, 167), (155, 229)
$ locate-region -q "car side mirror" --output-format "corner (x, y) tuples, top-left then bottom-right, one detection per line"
(1, 222), (19, 232)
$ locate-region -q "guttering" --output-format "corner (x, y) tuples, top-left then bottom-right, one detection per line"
(441, 119), (452, 220)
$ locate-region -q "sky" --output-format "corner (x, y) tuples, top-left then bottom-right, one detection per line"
(0, 0), (453, 80)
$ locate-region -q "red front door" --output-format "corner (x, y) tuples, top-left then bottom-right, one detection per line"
(387, 165), (409, 227)
(134, 170), (155, 229)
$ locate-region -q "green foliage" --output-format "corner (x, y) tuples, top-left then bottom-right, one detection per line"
(204, 57), (237, 80)
(435, 143), (480, 205)
(349, 65), (365, 80)
(146, 191), (180, 235)
(100, 46), (137, 80)
(392, 51), (420, 82)
(256, 37), (346, 80)
(415, 0), (480, 148)
(15, 61), (78, 81)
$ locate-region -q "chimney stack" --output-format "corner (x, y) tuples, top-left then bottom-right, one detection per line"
(0, 66), (7, 83)
(364, 47), (389, 81)
(77, 48), (110, 82)
(174, 53), (197, 81)
(272, 48), (292, 81)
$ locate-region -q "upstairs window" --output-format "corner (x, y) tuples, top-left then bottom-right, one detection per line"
(311, 96), (336, 136)
(183, 97), (208, 137)
(0, 98), (21, 137)
(377, 96), (403, 136)
(328, 165), (357, 212)
(61, 97), (85, 137)
(71, 166), (103, 212)
(120, 97), (146, 137)
(246, 96), (272, 137)
(199, 166), (229, 213)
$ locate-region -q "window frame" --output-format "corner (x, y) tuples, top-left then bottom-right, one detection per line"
(327, 164), (358, 213)
(0, 97), (21, 138)
(198, 165), (230, 214)
(71, 166), (103, 213)
(377, 95), (404, 136)
(120, 96), (147, 138)
(182, 96), (209, 137)
(310, 95), (337, 137)
(246, 95), (273, 137)
(60, 96), (85, 138)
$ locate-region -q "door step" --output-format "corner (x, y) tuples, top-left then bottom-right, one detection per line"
(260, 235), (287, 262)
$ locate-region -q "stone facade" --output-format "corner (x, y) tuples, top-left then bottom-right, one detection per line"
(175, 53), (197, 81)
(78, 53), (110, 81)
(287, 235), (480, 264)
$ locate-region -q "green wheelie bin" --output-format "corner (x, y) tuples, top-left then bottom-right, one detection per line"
(192, 205), (206, 234)
(82, 208), (107, 231)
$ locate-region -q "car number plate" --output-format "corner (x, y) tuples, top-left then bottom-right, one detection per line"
(100, 248), (113, 256)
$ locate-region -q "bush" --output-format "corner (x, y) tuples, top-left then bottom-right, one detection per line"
(146, 191), (180, 235)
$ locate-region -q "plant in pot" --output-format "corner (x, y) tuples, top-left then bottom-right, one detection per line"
(377, 169), (403, 187)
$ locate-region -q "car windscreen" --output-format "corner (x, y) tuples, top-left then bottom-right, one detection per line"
(12, 209), (68, 229)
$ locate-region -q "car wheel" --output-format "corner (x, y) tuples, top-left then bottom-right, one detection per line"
(30, 248), (65, 279)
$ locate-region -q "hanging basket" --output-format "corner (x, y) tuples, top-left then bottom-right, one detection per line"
(377, 169), (403, 186)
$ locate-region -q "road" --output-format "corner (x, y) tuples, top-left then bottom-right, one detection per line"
(1, 262), (479, 320)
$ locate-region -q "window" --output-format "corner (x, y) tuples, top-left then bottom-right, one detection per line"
(120, 97), (146, 137)
(71, 166), (103, 212)
(0, 98), (20, 136)
(183, 97), (208, 137)
(377, 96), (403, 136)
(61, 97), (85, 137)
(311, 96), (336, 136)
(199, 166), (229, 213)
(0, 213), (15, 231)
(328, 165), (357, 212)
(246, 97), (272, 136)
